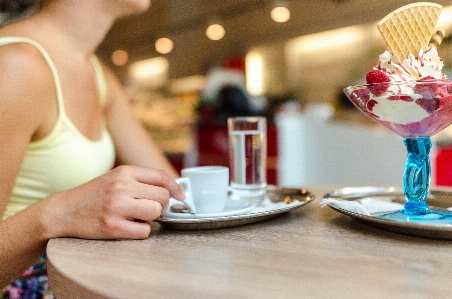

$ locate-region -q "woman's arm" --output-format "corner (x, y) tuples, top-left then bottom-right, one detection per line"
(0, 164), (184, 286)
(102, 64), (180, 179)
(0, 47), (185, 285)
(0, 43), (56, 286)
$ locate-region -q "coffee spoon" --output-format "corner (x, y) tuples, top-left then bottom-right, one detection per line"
(170, 203), (191, 213)
(267, 187), (313, 204)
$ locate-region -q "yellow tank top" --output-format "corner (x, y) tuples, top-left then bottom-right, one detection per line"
(1, 37), (116, 219)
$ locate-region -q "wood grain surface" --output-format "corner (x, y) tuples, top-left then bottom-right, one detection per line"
(47, 185), (452, 299)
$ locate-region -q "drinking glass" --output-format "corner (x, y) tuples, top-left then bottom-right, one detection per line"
(228, 116), (267, 191)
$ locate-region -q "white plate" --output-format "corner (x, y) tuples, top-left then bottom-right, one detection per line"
(156, 186), (315, 230)
(323, 186), (452, 239)
(163, 197), (255, 219)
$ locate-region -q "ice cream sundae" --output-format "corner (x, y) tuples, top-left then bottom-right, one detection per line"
(344, 2), (452, 217)
(346, 2), (452, 138)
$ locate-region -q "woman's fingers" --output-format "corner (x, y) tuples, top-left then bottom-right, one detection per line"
(128, 182), (171, 209)
(48, 165), (182, 240)
(106, 166), (177, 213)
(119, 166), (185, 201)
(116, 197), (163, 221)
(96, 215), (153, 240)
(120, 220), (152, 239)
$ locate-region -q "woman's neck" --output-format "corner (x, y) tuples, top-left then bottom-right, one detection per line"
(25, 1), (116, 61)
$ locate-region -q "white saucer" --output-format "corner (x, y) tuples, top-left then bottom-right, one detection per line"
(163, 198), (255, 219)
(156, 185), (315, 230)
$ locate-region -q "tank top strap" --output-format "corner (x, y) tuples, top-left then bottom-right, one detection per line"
(90, 56), (107, 107)
(0, 37), (65, 115)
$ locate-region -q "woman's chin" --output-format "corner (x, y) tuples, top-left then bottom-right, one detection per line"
(120, 0), (151, 16)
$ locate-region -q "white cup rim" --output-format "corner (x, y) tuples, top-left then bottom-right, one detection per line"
(227, 116), (266, 121)
(181, 166), (228, 174)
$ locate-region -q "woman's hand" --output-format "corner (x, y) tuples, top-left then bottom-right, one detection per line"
(41, 165), (185, 240)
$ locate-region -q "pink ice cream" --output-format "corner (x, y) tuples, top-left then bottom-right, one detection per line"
(346, 47), (452, 138)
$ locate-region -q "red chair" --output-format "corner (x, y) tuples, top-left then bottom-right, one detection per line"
(435, 146), (452, 186)
(193, 120), (278, 185)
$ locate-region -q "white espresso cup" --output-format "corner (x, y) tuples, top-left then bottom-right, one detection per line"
(176, 166), (229, 214)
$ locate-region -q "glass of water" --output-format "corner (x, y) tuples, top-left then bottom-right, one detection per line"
(228, 116), (267, 191)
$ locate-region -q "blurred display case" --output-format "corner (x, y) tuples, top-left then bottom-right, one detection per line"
(131, 91), (198, 172)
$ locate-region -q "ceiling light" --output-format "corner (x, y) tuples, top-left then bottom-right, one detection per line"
(271, 1), (290, 23)
(290, 26), (366, 53)
(111, 49), (129, 66)
(206, 23), (225, 40)
(246, 51), (263, 96)
(129, 57), (169, 88)
(155, 37), (174, 54)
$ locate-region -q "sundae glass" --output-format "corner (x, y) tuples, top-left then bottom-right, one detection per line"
(344, 79), (452, 220)
(344, 2), (452, 222)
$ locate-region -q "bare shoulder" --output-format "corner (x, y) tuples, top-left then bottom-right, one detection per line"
(0, 41), (53, 84)
(0, 41), (55, 114)
(0, 40), (56, 140)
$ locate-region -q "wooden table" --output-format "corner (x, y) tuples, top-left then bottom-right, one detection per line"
(47, 185), (452, 299)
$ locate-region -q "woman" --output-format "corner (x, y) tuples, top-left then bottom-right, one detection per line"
(0, 0), (185, 296)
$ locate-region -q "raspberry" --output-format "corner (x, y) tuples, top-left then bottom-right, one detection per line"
(366, 70), (390, 95)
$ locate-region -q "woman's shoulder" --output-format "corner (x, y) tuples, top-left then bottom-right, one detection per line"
(0, 35), (55, 115)
(0, 34), (55, 95)
(0, 35), (50, 72)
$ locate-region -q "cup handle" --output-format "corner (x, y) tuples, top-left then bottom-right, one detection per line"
(175, 177), (196, 214)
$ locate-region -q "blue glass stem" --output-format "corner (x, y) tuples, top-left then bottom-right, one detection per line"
(403, 137), (431, 215)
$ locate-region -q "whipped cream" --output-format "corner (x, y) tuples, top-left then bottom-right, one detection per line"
(369, 47), (444, 125)
(378, 47), (445, 81)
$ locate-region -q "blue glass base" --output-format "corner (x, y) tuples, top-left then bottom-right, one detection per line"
(377, 208), (452, 224)
(402, 137), (432, 216)
(403, 201), (430, 216)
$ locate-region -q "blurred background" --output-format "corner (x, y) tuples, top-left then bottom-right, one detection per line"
(7, 0), (452, 185)
(96, 0), (452, 185)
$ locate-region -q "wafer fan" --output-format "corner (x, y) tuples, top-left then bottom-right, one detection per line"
(377, 2), (442, 63)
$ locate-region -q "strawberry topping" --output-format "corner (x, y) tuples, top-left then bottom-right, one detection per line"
(416, 98), (439, 113)
(414, 76), (438, 99)
(350, 88), (370, 108)
(388, 95), (414, 102)
(366, 99), (377, 111)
